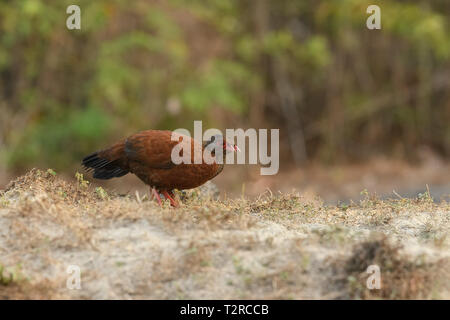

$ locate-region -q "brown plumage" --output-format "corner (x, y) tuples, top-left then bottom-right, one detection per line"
(82, 130), (237, 206)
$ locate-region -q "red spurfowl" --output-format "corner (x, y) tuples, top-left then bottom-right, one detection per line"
(82, 130), (238, 207)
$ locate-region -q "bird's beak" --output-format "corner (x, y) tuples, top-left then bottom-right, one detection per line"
(225, 142), (239, 152)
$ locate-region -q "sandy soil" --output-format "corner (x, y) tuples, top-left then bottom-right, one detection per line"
(0, 169), (449, 299)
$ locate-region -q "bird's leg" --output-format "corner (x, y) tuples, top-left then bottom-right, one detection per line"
(162, 190), (179, 208)
(168, 190), (180, 207)
(170, 190), (179, 206)
(151, 187), (162, 206)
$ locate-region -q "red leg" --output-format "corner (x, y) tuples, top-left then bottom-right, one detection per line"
(170, 191), (180, 207)
(151, 187), (162, 206)
(162, 190), (179, 207)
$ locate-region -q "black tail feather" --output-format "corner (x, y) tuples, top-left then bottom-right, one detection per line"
(82, 152), (128, 180)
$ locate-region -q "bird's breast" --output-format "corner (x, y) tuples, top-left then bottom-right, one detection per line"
(138, 162), (222, 190)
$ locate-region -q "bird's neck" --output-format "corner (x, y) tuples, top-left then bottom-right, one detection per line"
(202, 144), (226, 175)
(211, 162), (224, 178)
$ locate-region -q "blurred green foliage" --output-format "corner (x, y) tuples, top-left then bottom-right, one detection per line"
(0, 0), (449, 171)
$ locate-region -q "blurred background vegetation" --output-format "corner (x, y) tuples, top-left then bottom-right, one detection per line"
(0, 0), (449, 187)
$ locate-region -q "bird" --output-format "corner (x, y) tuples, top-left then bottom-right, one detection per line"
(82, 130), (238, 207)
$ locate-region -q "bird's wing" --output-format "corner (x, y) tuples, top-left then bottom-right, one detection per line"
(124, 130), (200, 169)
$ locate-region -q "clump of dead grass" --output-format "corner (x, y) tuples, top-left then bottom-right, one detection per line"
(3, 168), (97, 206)
(335, 237), (449, 299)
(0, 278), (69, 299)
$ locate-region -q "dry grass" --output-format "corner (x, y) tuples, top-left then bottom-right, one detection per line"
(0, 169), (449, 299)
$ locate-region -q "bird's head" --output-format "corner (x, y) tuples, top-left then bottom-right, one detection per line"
(203, 134), (239, 157)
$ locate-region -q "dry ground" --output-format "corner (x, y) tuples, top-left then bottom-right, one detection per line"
(0, 169), (449, 299)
